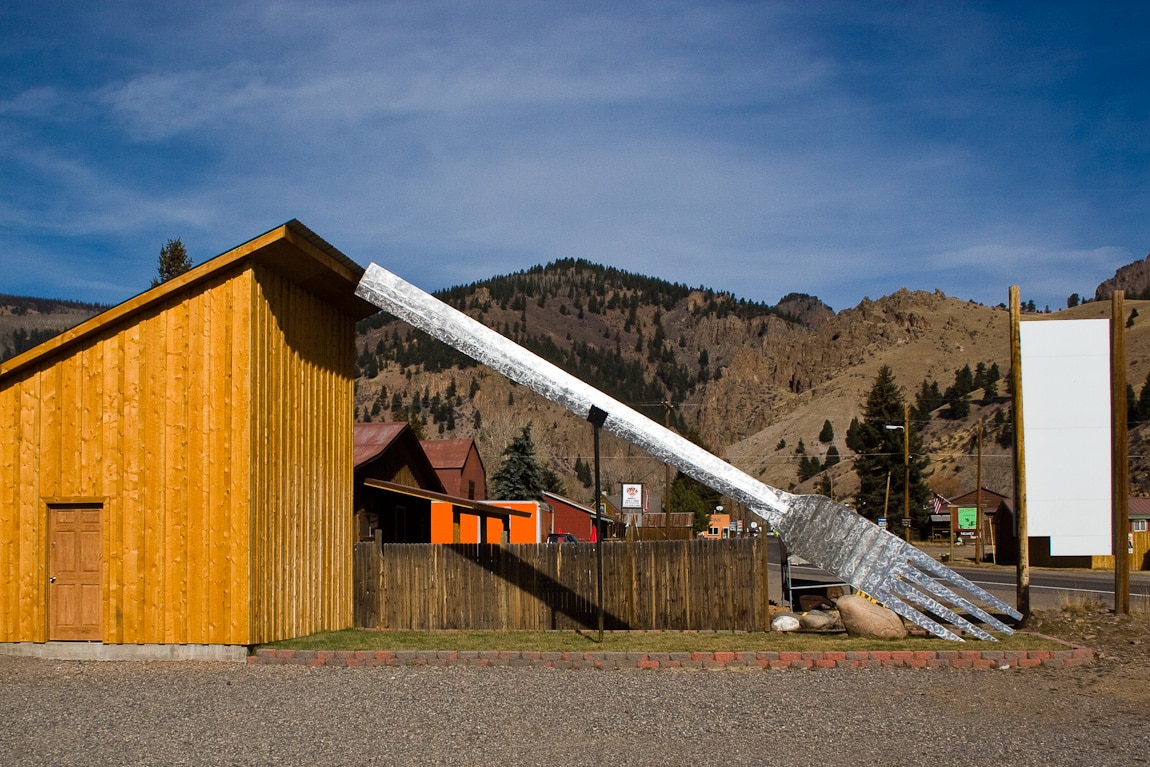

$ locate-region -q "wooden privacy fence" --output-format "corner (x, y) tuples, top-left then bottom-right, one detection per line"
(354, 539), (772, 632)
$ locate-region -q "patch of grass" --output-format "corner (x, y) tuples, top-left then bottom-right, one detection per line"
(261, 628), (1062, 654)
(1056, 592), (1106, 614)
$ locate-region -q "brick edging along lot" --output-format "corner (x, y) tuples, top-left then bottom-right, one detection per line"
(249, 644), (1092, 670)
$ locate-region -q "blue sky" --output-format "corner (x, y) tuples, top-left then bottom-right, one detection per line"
(1, 1), (1146, 312)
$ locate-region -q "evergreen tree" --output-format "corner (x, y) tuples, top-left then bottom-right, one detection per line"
(150, 238), (193, 287)
(491, 424), (548, 500)
(797, 454), (822, 482)
(818, 419), (835, 443)
(981, 376), (999, 403)
(943, 390), (971, 419)
(848, 366), (931, 528)
(913, 379), (943, 420)
(824, 445), (840, 468)
(1137, 371), (1150, 424)
(574, 456), (592, 488)
(669, 473), (720, 533)
(817, 475), (833, 497)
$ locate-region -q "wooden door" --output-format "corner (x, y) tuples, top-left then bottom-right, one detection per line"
(48, 504), (102, 641)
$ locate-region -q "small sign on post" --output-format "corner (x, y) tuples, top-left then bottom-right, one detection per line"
(621, 483), (643, 509)
(957, 507), (978, 531)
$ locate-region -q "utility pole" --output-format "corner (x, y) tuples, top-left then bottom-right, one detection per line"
(1112, 291), (1130, 614)
(975, 418), (983, 563)
(1010, 286), (1030, 625)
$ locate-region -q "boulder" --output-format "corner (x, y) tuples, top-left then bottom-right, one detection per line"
(771, 614), (801, 633)
(836, 595), (907, 639)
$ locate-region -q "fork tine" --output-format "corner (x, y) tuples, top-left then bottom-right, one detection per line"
(770, 495), (1020, 640)
(888, 576), (998, 641)
(863, 584), (964, 642)
(896, 565), (1016, 635)
(902, 547), (1024, 621)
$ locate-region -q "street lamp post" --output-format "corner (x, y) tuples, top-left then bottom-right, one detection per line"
(587, 405), (609, 642)
(884, 404), (911, 541)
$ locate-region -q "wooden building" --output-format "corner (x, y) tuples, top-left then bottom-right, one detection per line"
(354, 423), (445, 543)
(542, 491), (599, 542)
(421, 438), (487, 500)
(430, 499), (547, 544)
(699, 511), (732, 540)
(0, 221), (376, 648)
(356, 423), (530, 544)
(996, 496), (1150, 570)
(942, 487), (1007, 551)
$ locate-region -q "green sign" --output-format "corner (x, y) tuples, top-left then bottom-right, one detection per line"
(956, 507), (978, 530)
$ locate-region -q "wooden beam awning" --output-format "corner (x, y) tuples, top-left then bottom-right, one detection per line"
(362, 479), (532, 519)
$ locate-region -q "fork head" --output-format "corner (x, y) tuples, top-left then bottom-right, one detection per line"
(767, 495), (1022, 642)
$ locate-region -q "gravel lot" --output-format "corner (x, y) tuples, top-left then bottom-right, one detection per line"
(3, 646), (1149, 767)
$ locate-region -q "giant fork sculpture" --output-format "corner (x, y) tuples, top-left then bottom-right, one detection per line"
(356, 264), (1022, 641)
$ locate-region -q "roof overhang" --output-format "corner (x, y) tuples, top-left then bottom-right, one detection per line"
(363, 478), (533, 519)
(1, 220), (376, 383)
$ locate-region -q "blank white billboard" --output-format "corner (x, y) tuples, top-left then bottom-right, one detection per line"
(1019, 319), (1111, 556)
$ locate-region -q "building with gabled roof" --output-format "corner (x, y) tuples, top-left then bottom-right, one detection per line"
(0, 221), (376, 653)
(354, 422), (445, 543)
(353, 424), (533, 544)
(421, 437), (487, 500)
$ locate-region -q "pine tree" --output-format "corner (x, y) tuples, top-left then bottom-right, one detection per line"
(818, 419), (835, 443)
(150, 238), (193, 287)
(669, 473), (720, 534)
(491, 424), (548, 500)
(799, 455), (822, 482)
(1137, 371), (1150, 424)
(913, 379), (943, 420)
(574, 456), (592, 488)
(849, 366), (931, 528)
(824, 445), (840, 468)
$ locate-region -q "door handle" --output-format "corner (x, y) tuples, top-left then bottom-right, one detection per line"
(49, 576), (56, 583)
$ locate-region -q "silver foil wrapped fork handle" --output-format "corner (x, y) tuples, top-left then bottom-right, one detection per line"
(355, 263), (1022, 641)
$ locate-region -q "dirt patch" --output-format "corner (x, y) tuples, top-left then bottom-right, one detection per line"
(1026, 605), (1150, 705)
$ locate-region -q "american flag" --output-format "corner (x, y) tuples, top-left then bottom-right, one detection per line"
(932, 493), (949, 516)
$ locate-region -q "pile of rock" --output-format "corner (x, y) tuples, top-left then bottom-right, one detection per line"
(770, 594), (908, 640)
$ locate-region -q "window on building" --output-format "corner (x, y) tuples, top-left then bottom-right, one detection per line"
(1132, 519), (1148, 533)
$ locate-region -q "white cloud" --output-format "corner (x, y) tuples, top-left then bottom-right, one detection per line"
(0, 1), (1146, 313)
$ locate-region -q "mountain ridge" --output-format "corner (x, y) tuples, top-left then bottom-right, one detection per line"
(5, 253), (1150, 515)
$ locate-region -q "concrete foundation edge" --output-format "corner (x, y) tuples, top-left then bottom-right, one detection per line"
(0, 642), (249, 663)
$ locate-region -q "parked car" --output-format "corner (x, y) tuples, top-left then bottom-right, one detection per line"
(546, 532), (578, 543)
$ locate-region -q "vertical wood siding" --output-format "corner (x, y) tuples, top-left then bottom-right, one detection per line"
(354, 539), (771, 632)
(0, 269), (253, 644)
(247, 266), (355, 644)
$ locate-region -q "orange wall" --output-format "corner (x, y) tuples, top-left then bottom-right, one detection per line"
(429, 500), (550, 543)
(430, 500), (477, 543)
(488, 501), (550, 543)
